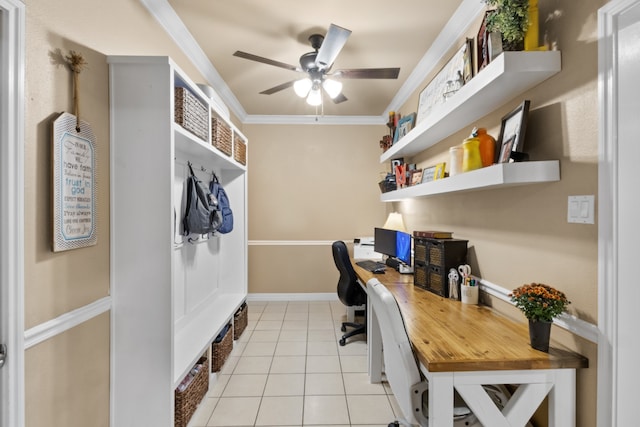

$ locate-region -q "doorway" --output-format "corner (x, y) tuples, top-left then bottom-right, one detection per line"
(598, 0), (640, 425)
(0, 1), (25, 427)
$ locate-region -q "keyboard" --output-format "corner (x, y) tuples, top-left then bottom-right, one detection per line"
(355, 260), (387, 272)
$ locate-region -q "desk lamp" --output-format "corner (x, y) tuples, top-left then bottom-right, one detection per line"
(382, 212), (407, 232)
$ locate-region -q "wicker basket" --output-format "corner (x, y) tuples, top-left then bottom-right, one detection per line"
(211, 117), (232, 156)
(174, 87), (208, 141)
(233, 134), (247, 165)
(233, 303), (248, 340)
(174, 354), (209, 427)
(211, 323), (233, 372)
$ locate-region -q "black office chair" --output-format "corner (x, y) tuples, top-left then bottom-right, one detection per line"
(332, 241), (367, 346)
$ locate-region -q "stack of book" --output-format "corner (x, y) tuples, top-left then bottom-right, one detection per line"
(413, 230), (453, 239)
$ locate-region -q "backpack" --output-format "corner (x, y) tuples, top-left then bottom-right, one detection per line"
(183, 163), (222, 235)
(209, 172), (233, 234)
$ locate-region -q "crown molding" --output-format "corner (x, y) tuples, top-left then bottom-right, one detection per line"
(141, 0), (485, 125)
(139, 0), (246, 121)
(242, 115), (387, 125)
(385, 0), (486, 116)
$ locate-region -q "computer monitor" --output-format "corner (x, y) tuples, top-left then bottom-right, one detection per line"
(395, 231), (412, 266)
(374, 227), (396, 258)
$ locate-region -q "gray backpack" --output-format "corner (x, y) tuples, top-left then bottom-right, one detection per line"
(183, 163), (222, 235)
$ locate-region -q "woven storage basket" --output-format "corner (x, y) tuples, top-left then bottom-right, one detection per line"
(211, 323), (233, 372)
(233, 134), (247, 165)
(174, 87), (208, 141)
(211, 117), (232, 156)
(233, 303), (248, 340)
(174, 354), (209, 427)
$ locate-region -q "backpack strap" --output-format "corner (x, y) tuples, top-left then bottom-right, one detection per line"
(183, 162), (197, 236)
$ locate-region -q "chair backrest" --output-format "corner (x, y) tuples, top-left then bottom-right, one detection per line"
(332, 241), (367, 307)
(367, 278), (427, 426)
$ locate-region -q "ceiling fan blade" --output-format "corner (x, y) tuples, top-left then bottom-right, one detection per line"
(233, 51), (300, 72)
(259, 80), (296, 95)
(334, 68), (401, 79)
(332, 93), (348, 104)
(315, 24), (352, 71)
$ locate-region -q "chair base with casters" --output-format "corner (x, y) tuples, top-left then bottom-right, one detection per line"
(339, 318), (366, 346)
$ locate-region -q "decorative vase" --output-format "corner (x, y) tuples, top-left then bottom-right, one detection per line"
(476, 128), (496, 167)
(528, 319), (552, 352)
(524, 0), (540, 51)
(462, 137), (483, 172)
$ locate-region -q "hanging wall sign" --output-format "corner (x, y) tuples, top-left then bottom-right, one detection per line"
(52, 112), (97, 251)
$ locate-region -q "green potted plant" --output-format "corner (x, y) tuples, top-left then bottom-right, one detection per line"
(483, 0), (530, 51)
(510, 282), (570, 351)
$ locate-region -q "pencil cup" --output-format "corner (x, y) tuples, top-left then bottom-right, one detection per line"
(461, 285), (479, 305)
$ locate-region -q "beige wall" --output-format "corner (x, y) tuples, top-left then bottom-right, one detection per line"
(244, 1), (604, 425)
(392, 1), (603, 425)
(243, 124), (388, 295)
(25, 1), (209, 426)
(23, 0), (606, 426)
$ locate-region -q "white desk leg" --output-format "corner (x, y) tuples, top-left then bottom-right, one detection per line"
(428, 373), (454, 427)
(548, 369), (576, 427)
(367, 292), (383, 383)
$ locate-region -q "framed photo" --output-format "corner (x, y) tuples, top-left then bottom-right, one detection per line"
(496, 100), (530, 162)
(409, 169), (423, 186)
(421, 162), (446, 183)
(477, 11), (494, 72)
(416, 42), (468, 124)
(462, 37), (474, 84)
(394, 114), (416, 142)
(498, 136), (516, 163)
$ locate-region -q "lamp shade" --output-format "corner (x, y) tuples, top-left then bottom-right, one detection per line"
(293, 78), (312, 97)
(322, 78), (342, 99)
(383, 212), (407, 232)
(306, 87), (322, 106)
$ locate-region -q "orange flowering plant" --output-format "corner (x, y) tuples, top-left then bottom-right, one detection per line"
(510, 283), (570, 322)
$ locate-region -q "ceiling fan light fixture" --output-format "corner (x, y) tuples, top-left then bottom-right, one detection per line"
(322, 78), (342, 99)
(306, 87), (322, 106)
(293, 78), (312, 98)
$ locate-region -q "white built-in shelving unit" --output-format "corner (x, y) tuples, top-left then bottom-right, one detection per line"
(109, 56), (247, 426)
(380, 51), (562, 201)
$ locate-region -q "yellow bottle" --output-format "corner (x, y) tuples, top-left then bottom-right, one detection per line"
(462, 138), (483, 172)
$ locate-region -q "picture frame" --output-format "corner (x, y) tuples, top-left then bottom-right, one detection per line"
(462, 37), (474, 84)
(394, 114), (416, 142)
(416, 42), (468, 124)
(496, 100), (530, 162)
(477, 11), (494, 72)
(498, 135), (516, 163)
(421, 162), (446, 183)
(409, 169), (423, 186)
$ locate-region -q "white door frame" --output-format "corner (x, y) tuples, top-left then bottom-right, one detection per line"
(598, 0), (640, 425)
(0, 1), (25, 427)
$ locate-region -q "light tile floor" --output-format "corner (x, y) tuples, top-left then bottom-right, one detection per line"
(188, 300), (400, 427)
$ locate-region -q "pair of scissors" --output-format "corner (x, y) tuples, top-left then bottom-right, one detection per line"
(458, 264), (471, 279)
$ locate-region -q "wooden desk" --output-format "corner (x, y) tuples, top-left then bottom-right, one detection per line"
(354, 262), (588, 427)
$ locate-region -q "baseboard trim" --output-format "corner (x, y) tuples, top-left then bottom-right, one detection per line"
(247, 293), (339, 302)
(248, 240), (339, 246)
(24, 296), (111, 349)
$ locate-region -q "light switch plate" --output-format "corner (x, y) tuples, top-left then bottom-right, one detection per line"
(568, 195), (595, 224)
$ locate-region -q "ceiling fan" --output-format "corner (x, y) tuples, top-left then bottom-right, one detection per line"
(233, 24), (400, 106)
